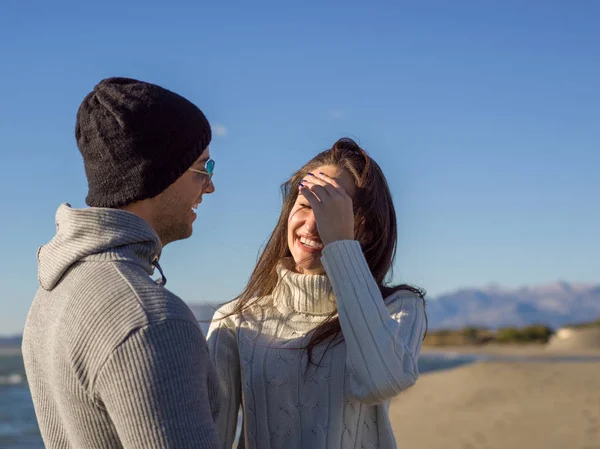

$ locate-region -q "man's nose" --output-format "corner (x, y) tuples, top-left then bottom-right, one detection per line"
(204, 180), (215, 194)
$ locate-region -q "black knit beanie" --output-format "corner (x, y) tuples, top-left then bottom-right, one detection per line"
(75, 77), (212, 207)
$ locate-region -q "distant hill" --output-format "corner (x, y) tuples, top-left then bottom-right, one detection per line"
(0, 335), (22, 349)
(189, 302), (222, 335)
(425, 281), (600, 330)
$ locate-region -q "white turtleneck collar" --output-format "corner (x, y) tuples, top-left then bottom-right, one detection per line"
(271, 258), (337, 315)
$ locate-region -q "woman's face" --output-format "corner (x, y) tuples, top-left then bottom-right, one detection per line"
(287, 164), (356, 275)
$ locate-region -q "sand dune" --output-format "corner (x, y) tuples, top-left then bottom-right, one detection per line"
(390, 361), (600, 449)
(547, 327), (600, 353)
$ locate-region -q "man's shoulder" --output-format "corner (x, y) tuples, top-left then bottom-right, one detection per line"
(67, 260), (202, 366)
(112, 261), (198, 323)
(67, 259), (198, 329)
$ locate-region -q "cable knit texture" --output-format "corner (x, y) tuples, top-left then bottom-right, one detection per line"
(208, 240), (427, 449)
(22, 203), (221, 449)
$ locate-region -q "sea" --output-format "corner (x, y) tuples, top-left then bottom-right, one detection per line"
(0, 352), (480, 449)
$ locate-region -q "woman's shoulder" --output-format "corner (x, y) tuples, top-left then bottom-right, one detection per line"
(212, 299), (240, 318)
(206, 300), (243, 336)
(384, 286), (426, 314)
(210, 298), (243, 327)
(211, 295), (274, 323)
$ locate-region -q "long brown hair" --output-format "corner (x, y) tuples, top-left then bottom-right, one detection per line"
(221, 137), (426, 366)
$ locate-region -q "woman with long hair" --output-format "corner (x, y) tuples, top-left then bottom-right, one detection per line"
(207, 138), (427, 449)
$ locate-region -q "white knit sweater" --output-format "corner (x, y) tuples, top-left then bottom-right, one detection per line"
(207, 240), (427, 449)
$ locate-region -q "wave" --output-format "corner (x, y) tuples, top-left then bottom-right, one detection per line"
(420, 351), (488, 361)
(417, 353), (483, 374)
(0, 373), (24, 385)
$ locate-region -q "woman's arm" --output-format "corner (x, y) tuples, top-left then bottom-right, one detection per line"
(322, 240), (427, 405)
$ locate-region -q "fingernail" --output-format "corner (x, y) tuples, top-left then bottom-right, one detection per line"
(307, 172), (314, 176)
(319, 172), (324, 175)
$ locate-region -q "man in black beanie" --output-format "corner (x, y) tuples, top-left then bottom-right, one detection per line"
(22, 77), (221, 448)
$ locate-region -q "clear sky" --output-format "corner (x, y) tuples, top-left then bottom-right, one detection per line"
(1, 1), (598, 335)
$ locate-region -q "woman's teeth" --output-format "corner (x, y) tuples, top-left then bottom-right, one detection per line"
(299, 236), (323, 249)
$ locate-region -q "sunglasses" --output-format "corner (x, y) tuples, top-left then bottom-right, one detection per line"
(188, 159), (215, 182)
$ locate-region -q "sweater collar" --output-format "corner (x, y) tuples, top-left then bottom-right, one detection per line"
(272, 258), (337, 315)
(37, 203), (163, 290)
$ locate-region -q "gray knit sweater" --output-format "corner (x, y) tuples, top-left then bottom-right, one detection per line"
(22, 203), (221, 449)
(207, 241), (427, 449)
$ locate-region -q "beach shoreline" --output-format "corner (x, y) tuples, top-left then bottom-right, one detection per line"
(421, 342), (600, 358)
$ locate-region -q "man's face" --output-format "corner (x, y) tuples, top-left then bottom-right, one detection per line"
(151, 147), (215, 245)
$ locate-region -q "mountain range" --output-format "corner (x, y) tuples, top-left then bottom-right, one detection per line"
(190, 281), (600, 332)
(423, 281), (600, 330)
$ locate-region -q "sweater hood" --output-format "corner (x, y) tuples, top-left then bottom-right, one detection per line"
(37, 203), (162, 291)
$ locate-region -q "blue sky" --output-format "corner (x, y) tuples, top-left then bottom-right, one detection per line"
(1, 1), (598, 335)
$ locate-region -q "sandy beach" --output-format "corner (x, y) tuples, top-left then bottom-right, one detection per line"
(390, 357), (600, 449)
